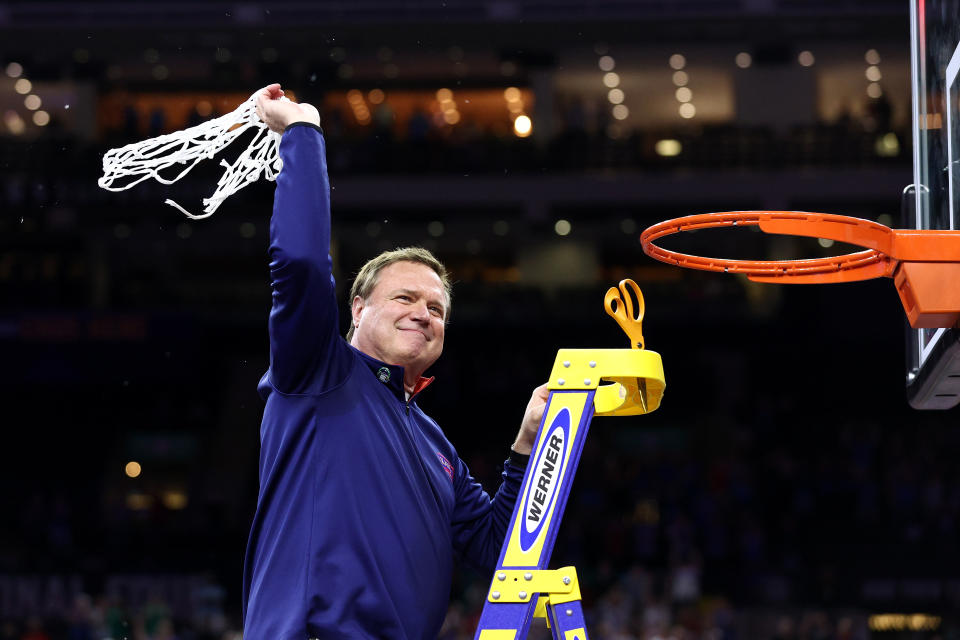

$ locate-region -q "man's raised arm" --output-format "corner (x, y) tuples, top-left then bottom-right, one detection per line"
(256, 84), (344, 394)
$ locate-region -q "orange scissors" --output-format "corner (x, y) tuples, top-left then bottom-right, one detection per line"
(604, 279), (646, 350)
(604, 278), (649, 411)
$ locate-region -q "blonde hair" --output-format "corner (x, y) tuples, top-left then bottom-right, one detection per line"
(346, 247), (452, 341)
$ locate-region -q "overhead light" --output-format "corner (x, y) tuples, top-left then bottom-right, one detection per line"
(655, 139), (682, 157)
(669, 54), (686, 70)
(513, 115), (532, 137)
(735, 52), (752, 69)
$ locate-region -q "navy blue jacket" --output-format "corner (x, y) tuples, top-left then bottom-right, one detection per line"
(242, 123), (525, 639)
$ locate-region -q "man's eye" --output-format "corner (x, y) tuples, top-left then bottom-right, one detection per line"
(429, 307), (442, 315)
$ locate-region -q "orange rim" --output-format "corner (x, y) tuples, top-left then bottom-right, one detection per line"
(640, 211), (893, 282)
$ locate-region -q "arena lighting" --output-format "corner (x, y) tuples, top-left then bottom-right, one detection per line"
(675, 87), (692, 103)
(669, 53), (686, 69)
(875, 132), (900, 157)
(5, 62), (23, 78)
(868, 82), (884, 98)
(679, 103), (696, 119)
(865, 48), (881, 64)
(868, 614), (940, 632)
(654, 139), (682, 157)
(672, 71), (688, 86)
(436, 87), (453, 102)
(32, 110), (50, 127)
(598, 55), (615, 72)
(14, 78), (31, 94)
(554, 219), (571, 236)
(125, 492), (153, 510)
(24, 95), (41, 111)
(607, 88), (624, 104)
(798, 50), (815, 67)
(735, 52), (752, 68)
(612, 104), (629, 120)
(368, 89), (385, 104)
(5, 111), (25, 135)
(602, 72), (620, 88)
(503, 86), (521, 102)
(513, 114), (532, 137)
(125, 461), (142, 478)
(162, 490), (189, 510)
(866, 65), (882, 81)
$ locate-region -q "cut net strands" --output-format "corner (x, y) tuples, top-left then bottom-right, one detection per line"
(98, 92), (284, 219)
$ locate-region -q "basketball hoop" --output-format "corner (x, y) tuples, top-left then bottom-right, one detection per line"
(640, 211), (960, 329)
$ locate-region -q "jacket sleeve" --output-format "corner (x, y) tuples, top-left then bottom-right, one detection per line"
(450, 457), (527, 572)
(266, 122), (350, 394)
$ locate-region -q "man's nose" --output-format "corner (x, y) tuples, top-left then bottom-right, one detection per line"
(409, 300), (430, 321)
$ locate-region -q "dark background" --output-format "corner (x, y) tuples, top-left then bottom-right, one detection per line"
(0, 1), (956, 638)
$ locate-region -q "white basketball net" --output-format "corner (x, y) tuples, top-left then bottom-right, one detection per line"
(98, 92), (283, 219)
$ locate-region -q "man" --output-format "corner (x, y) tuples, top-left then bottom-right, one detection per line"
(243, 84), (549, 639)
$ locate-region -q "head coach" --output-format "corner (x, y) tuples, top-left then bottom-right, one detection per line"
(242, 84), (548, 639)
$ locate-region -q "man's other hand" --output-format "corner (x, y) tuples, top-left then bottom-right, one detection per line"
(255, 83), (321, 134)
(512, 383), (550, 456)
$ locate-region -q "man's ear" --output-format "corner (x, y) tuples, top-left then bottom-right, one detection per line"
(351, 296), (365, 330)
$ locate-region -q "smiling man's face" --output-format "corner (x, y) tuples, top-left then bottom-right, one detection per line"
(350, 260), (447, 386)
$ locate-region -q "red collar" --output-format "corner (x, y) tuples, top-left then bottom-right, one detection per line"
(409, 376), (435, 400)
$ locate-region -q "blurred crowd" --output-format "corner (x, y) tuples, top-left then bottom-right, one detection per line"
(5, 408), (960, 638)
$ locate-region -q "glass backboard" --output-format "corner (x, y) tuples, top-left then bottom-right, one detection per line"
(906, 0), (960, 409)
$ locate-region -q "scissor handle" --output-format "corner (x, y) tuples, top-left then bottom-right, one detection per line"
(604, 279), (645, 349)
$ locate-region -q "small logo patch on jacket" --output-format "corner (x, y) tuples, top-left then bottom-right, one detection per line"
(436, 452), (454, 481)
(377, 367), (391, 383)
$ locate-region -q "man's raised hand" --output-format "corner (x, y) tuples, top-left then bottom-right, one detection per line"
(255, 83), (321, 134)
